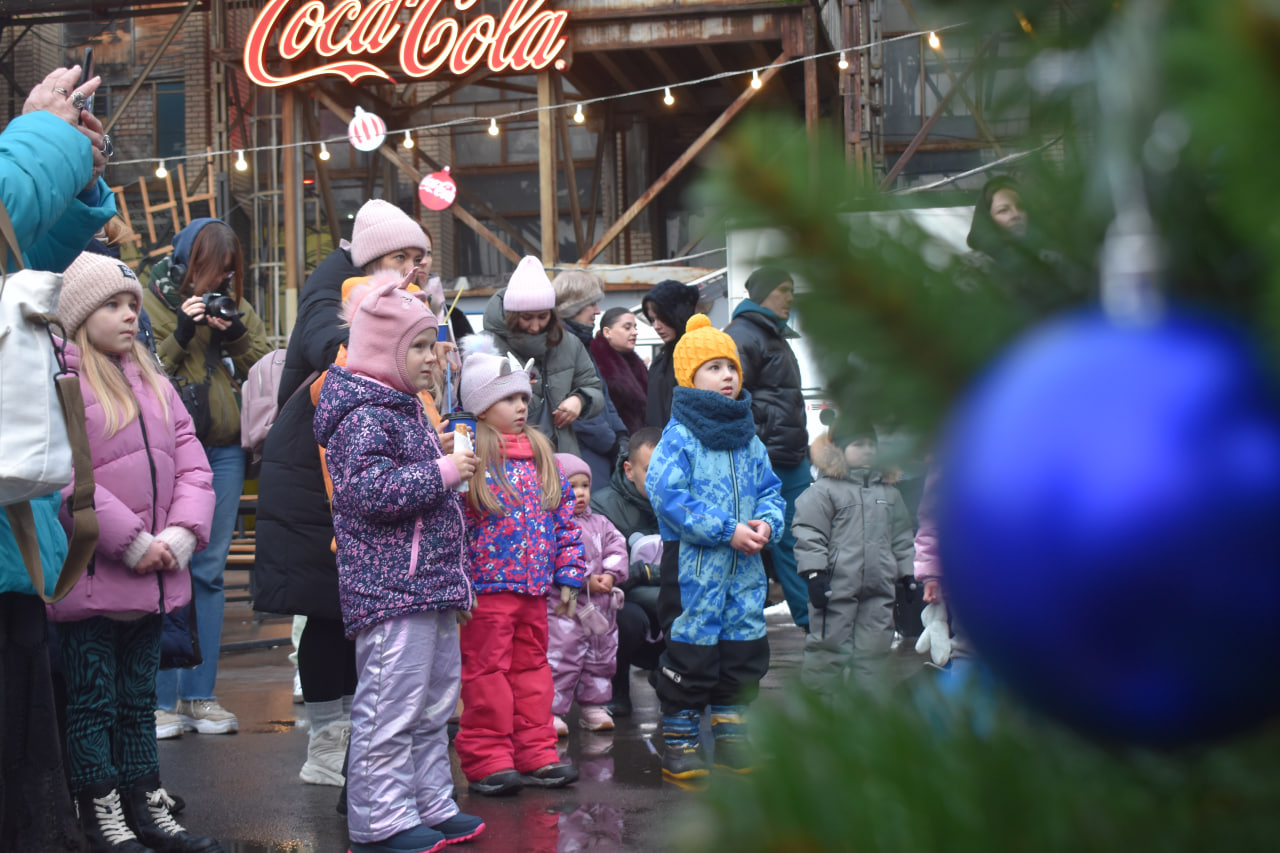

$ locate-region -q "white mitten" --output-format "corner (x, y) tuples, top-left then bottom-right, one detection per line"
(915, 602), (953, 666)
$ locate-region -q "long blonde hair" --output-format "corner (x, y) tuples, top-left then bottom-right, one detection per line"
(466, 419), (562, 515)
(74, 327), (172, 438)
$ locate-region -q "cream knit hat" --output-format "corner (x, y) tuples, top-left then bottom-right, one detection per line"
(349, 199), (429, 268)
(502, 256), (557, 313)
(57, 252), (143, 339)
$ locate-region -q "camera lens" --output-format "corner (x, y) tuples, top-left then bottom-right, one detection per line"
(201, 293), (241, 323)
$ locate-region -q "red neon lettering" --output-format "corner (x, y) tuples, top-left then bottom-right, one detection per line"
(450, 15), (496, 75)
(244, 0), (570, 88)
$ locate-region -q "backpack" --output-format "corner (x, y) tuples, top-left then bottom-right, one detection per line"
(240, 349), (317, 480)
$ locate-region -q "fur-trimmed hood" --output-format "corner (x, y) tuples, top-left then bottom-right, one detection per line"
(810, 433), (882, 484)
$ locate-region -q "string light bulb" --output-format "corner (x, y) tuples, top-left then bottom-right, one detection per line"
(403, 130), (414, 149)
(750, 69), (762, 89)
(573, 102), (584, 123)
(838, 52), (849, 70)
(318, 141), (330, 161)
(155, 161), (167, 179)
(488, 117), (499, 136)
(928, 31), (941, 50)
(663, 87), (674, 106)
(234, 150), (248, 171)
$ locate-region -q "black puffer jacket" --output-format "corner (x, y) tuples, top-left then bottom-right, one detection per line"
(725, 304), (808, 468)
(252, 247), (360, 619)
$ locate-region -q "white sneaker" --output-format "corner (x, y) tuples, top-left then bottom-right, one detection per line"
(155, 709), (184, 740)
(174, 698), (239, 734)
(299, 721), (350, 786)
(292, 671), (304, 704)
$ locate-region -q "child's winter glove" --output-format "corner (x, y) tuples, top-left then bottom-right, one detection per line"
(915, 601), (952, 666)
(806, 572), (832, 610)
(554, 584), (578, 619)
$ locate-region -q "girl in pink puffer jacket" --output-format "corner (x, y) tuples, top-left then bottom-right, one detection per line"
(47, 252), (217, 853)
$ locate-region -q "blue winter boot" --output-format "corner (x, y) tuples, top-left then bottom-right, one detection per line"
(661, 709), (708, 780)
(710, 704), (753, 773)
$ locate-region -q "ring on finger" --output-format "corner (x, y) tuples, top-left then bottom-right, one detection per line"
(54, 87), (69, 96)
(100, 134), (113, 158)
(71, 91), (87, 110)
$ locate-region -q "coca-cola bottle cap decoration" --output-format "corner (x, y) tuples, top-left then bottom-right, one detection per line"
(419, 166), (458, 211)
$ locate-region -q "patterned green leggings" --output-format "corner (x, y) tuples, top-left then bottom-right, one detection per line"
(58, 614), (161, 793)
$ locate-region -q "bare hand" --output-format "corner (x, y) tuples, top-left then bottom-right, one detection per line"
(23, 66), (100, 126)
(456, 595), (475, 627)
(207, 316), (232, 333)
(729, 522), (768, 555)
(181, 295), (207, 323)
(551, 393), (583, 428)
(75, 110), (108, 190)
(434, 422), (456, 454)
(587, 574), (614, 594)
(449, 448), (478, 481)
(134, 541), (177, 574)
(747, 519), (772, 543)
(923, 579), (942, 604)
(554, 584), (578, 619)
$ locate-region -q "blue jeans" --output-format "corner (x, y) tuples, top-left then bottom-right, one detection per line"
(157, 444), (244, 705)
(770, 462), (812, 629)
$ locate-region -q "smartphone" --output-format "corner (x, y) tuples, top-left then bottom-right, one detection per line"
(79, 47), (94, 115)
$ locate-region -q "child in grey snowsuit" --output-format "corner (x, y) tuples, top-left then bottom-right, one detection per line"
(792, 415), (915, 694)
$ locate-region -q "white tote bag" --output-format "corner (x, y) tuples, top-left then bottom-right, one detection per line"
(0, 264), (73, 504)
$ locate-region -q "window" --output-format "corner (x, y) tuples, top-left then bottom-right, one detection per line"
(155, 81), (185, 159)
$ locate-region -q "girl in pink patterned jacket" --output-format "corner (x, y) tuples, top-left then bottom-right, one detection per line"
(455, 337), (587, 797)
(547, 453), (628, 735)
(47, 252), (218, 853)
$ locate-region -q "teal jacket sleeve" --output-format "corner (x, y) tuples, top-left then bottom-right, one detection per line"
(0, 493), (69, 597)
(0, 111), (115, 273)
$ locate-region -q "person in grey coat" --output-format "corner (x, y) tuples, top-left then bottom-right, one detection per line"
(793, 416), (915, 694)
(481, 257), (603, 456)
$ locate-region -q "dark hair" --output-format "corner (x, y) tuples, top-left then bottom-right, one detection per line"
(966, 176), (1023, 255)
(600, 306), (633, 330)
(627, 426), (662, 456)
(505, 308), (563, 347)
(184, 221), (244, 302)
(641, 280), (699, 344)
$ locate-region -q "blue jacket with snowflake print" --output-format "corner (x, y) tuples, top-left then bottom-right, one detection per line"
(646, 386), (785, 645)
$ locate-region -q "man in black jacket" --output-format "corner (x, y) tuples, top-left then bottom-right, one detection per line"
(725, 267), (811, 630)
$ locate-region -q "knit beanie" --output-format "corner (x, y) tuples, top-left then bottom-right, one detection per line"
(349, 199), (429, 268)
(641, 279), (700, 330)
(555, 452), (592, 485)
(503, 256), (557, 313)
(552, 270), (604, 319)
(346, 281), (438, 394)
(672, 314), (741, 389)
(459, 335), (533, 416)
(58, 252), (144, 339)
(744, 266), (792, 305)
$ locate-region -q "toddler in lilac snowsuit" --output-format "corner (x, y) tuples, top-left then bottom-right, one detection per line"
(314, 279), (485, 853)
(548, 453), (629, 734)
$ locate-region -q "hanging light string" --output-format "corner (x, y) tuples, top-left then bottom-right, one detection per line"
(116, 24), (966, 169)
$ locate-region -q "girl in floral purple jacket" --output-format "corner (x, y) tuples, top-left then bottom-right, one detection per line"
(454, 336), (587, 797)
(313, 281), (484, 853)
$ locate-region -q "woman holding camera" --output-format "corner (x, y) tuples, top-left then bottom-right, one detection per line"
(144, 217), (270, 739)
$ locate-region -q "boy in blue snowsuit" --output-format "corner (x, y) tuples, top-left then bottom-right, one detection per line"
(645, 314), (785, 780)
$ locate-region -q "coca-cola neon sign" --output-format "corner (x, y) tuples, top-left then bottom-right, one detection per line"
(244, 0), (570, 88)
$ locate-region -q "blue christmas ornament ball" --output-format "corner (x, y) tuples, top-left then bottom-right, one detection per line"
(938, 310), (1280, 744)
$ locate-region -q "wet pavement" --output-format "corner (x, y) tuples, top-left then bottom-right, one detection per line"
(163, 584), (923, 852)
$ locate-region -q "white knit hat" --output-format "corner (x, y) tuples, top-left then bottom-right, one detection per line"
(459, 335), (533, 416)
(552, 270), (604, 319)
(502, 256), (557, 313)
(58, 252), (143, 339)
(349, 199), (429, 268)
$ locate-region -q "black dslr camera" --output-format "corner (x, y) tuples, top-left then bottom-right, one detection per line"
(199, 293), (241, 323)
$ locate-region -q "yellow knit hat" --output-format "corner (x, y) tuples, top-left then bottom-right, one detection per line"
(673, 314), (742, 389)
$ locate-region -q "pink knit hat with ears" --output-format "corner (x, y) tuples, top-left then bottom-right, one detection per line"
(502, 256), (557, 313)
(554, 452), (592, 485)
(346, 281), (438, 394)
(58, 252), (143, 339)
(349, 199), (429, 268)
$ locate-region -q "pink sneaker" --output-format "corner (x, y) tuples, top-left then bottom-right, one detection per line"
(553, 715), (569, 737)
(579, 705), (615, 731)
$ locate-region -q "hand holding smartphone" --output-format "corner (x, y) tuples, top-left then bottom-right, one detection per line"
(78, 47), (94, 119)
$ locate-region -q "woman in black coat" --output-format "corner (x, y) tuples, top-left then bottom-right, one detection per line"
(640, 279), (700, 428)
(252, 198), (430, 786)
